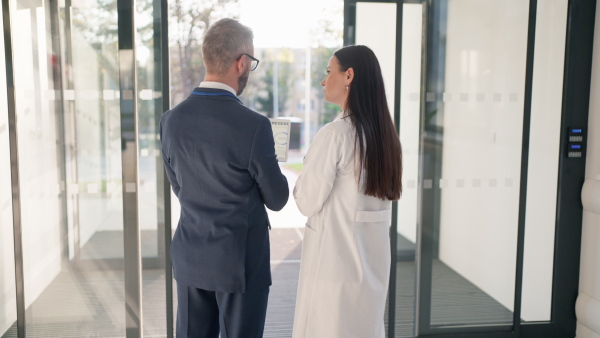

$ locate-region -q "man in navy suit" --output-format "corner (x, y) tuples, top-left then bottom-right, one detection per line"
(160, 18), (289, 338)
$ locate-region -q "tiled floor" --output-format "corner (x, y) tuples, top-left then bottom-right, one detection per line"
(2, 228), (511, 338)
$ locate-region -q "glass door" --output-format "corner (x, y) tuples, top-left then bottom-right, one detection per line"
(346, 0), (579, 337)
(418, 0), (530, 333)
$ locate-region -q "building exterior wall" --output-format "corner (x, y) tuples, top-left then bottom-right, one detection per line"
(576, 2), (600, 337)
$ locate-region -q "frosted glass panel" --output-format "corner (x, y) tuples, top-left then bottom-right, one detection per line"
(430, 0), (529, 327)
(0, 0), (17, 335)
(395, 4), (422, 336)
(522, 0), (568, 322)
(398, 3), (421, 249)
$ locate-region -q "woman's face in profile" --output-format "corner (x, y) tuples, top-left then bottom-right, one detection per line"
(321, 56), (348, 108)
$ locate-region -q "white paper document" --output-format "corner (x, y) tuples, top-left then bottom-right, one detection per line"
(269, 118), (291, 162)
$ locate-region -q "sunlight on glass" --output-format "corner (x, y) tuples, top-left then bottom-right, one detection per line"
(168, 0), (343, 148)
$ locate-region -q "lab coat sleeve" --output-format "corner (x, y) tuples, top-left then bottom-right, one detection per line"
(294, 124), (343, 217)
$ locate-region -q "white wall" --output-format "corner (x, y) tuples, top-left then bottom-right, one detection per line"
(576, 2), (600, 337)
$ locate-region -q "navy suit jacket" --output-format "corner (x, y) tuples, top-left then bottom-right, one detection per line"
(160, 87), (289, 293)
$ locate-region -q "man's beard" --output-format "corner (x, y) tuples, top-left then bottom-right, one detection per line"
(237, 71), (250, 96)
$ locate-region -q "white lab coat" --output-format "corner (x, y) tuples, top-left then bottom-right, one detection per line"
(292, 114), (392, 338)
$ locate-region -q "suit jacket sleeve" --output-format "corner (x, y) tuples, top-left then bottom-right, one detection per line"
(160, 119), (181, 197)
(248, 118), (289, 211)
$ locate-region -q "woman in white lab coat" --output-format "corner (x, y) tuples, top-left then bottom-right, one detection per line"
(292, 45), (403, 338)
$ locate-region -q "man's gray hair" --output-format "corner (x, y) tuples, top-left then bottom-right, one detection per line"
(202, 18), (254, 76)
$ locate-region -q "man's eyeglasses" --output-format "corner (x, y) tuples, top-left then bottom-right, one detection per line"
(237, 53), (259, 71)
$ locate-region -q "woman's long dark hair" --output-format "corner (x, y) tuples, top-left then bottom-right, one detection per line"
(334, 45), (403, 201)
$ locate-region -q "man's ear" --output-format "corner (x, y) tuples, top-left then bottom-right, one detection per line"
(346, 67), (355, 85)
(235, 57), (245, 74)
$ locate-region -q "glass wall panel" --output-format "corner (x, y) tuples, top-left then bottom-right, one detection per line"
(395, 3), (422, 336)
(68, 0), (123, 262)
(136, 0), (168, 335)
(63, 0), (126, 333)
(0, 0), (18, 336)
(424, 0), (529, 328)
(355, 2), (396, 122)
(521, 0), (568, 322)
(10, 0), (126, 335)
(137, 0), (160, 260)
(12, 0), (65, 334)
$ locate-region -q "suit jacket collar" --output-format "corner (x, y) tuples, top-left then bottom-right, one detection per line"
(190, 87), (243, 104)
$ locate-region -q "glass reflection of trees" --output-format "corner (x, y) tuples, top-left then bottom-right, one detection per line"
(70, 0), (344, 133)
(169, 0), (241, 105)
(169, 0), (343, 133)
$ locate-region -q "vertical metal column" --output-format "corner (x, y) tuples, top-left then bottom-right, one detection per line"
(415, 1), (430, 334)
(512, 0), (537, 335)
(47, 0), (70, 267)
(343, 1), (356, 46)
(537, 0), (598, 336)
(2, 0), (25, 336)
(158, 0), (174, 336)
(63, 0), (82, 260)
(154, 0), (165, 267)
(387, 1), (404, 337)
(118, 0), (143, 336)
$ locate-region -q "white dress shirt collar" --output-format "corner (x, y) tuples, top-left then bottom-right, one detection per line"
(199, 81), (237, 96)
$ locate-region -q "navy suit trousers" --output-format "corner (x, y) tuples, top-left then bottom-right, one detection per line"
(176, 281), (269, 338)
